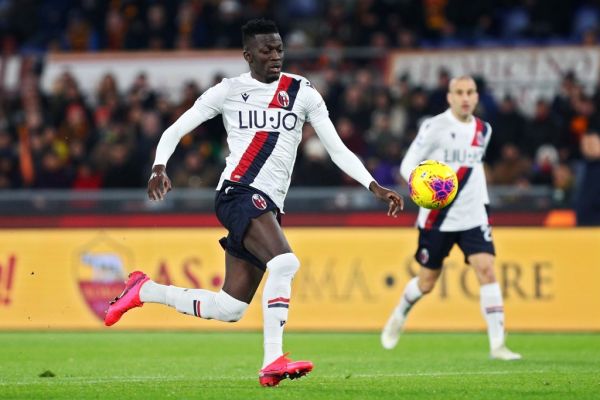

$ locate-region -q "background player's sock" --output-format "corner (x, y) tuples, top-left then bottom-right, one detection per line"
(262, 253), (300, 368)
(393, 277), (423, 318)
(480, 282), (505, 350)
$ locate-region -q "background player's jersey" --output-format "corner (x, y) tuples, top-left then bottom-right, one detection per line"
(191, 72), (328, 211)
(400, 109), (492, 231)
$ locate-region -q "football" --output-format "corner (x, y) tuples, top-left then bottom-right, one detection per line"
(408, 160), (458, 209)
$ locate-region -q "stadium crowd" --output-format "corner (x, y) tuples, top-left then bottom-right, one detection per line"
(1, 0), (599, 52)
(1, 0), (600, 212)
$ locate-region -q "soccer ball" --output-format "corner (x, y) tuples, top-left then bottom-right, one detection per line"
(408, 160), (458, 209)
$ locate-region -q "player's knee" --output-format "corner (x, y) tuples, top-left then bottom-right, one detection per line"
(267, 252), (300, 279)
(418, 276), (437, 294)
(473, 261), (496, 284)
(223, 303), (247, 322)
(216, 290), (248, 322)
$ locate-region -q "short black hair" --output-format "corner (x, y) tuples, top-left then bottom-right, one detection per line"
(242, 18), (279, 48)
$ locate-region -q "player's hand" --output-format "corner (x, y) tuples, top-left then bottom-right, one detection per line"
(147, 165), (172, 201)
(369, 181), (404, 217)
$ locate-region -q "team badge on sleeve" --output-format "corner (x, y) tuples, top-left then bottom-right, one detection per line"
(252, 194), (268, 210)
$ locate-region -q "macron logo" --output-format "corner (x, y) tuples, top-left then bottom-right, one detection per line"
(241, 93), (249, 102)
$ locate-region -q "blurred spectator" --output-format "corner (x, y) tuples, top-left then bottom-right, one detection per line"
(35, 148), (73, 188)
(552, 162), (574, 207)
(523, 100), (562, 158)
(487, 96), (526, 165)
(0, 130), (20, 188)
(531, 144), (560, 185)
(488, 144), (531, 186)
(575, 130), (600, 225)
(294, 132), (341, 186)
(101, 141), (142, 188)
(428, 69), (451, 115)
(171, 147), (220, 189)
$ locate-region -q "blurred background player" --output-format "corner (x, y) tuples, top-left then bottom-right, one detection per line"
(104, 19), (403, 386)
(381, 76), (521, 361)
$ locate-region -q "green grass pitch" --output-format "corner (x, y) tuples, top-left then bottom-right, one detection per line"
(1, 332), (599, 399)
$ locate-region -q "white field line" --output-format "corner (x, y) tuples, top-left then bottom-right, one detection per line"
(0, 369), (559, 386)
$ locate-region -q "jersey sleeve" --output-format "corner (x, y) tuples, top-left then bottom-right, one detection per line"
(153, 79), (229, 166)
(191, 78), (229, 118)
(399, 119), (437, 182)
(484, 122), (493, 150)
(311, 117), (374, 189)
(303, 82), (329, 124)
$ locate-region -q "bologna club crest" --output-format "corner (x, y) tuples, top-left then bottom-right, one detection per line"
(277, 90), (290, 108)
(252, 194), (268, 210)
(418, 248), (430, 265)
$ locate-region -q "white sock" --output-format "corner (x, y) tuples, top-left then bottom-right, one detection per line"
(392, 277), (423, 319)
(141, 281), (247, 322)
(480, 282), (505, 350)
(262, 253), (300, 368)
(139, 280), (167, 304)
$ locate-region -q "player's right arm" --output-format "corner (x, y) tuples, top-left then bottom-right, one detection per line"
(148, 80), (229, 200)
(399, 119), (436, 183)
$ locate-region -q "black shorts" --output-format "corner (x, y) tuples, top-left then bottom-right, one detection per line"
(415, 225), (496, 269)
(215, 180), (280, 271)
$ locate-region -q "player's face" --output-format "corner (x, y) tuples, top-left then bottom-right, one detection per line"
(244, 33), (284, 83)
(447, 79), (479, 121)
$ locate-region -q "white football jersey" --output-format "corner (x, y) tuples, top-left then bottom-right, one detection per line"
(191, 72), (329, 210)
(400, 109), (492, 231)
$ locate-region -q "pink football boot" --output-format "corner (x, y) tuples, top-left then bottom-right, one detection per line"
(259, 353), (313, 387)
(104, 271), (149, 326)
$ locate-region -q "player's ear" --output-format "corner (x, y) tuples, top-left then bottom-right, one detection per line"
(243, 48), (252, 64)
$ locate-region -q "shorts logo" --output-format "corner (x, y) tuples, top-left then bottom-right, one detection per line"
(277, 90), (289, 108)
(418, 248), (429, 265)
(252, 194), (267, 210)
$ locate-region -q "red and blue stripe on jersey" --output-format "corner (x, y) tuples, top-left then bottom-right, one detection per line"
(268, 74), (301, 110)
(230, 75), (300, 184)
(230, 131), (279, 184)
(471, 117), (489, 147)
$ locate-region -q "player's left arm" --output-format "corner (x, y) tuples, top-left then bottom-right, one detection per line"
(302, 82), (402, 216)
(312, 117), (403, 216)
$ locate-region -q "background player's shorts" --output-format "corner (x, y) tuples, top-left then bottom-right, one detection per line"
(415, 225), (495, 269)
(215, 180), (280, 270)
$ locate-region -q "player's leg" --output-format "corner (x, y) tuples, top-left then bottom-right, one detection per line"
(381, 267), (441, 349)
(105, 253), (262, 326)
(381, 229), (453, 349)
(460, 226), (521, 360)
(242, 212), (311, 378)
(244, 211), (294, 369)
(153, 252), (262, 318)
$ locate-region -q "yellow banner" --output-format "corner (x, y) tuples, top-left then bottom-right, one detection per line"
(0, 228), (598, 331)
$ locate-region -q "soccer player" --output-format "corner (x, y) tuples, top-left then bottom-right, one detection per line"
(381, 76), (521, 361)
(104, 19), (404, 386)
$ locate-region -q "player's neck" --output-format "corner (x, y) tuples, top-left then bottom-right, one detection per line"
(250, 71), (279, 84)
(450, 109), (473, 123)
